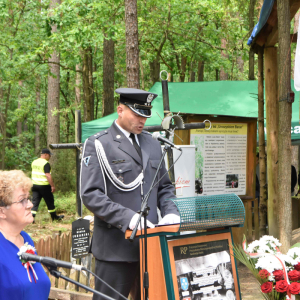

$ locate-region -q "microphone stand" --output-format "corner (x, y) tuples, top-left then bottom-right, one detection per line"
(46, 265), (116, 300)
(129, 144), (170, 300)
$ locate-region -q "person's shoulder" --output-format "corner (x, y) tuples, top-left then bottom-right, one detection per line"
(141, 130), (152, 138)
(20, 231), (34, 245)
(86, 129), (110, 142)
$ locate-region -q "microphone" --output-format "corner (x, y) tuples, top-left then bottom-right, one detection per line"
(20, 253), (83, 271)
(152, 132), (182, 150)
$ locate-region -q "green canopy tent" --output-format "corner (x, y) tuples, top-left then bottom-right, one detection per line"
(82, 80), (300, 143)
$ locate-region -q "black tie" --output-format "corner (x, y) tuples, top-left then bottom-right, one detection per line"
(130, 133), (142, 159)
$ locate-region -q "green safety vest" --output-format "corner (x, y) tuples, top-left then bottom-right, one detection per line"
(31, 158), (50, 185)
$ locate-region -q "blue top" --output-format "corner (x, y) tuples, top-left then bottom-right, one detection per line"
(0, 231), (51, 300)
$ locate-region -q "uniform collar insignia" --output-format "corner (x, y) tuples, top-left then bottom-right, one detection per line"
(83, 156), (91, 167)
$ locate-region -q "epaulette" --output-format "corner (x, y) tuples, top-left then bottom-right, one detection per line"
(89, 130), (108, 141)
(141, 130), (152, 135)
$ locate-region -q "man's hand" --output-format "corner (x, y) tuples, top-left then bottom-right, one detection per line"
(51, 186), (56, 193)
(129, 213), (155, 230)
(158, 214), (180, 226)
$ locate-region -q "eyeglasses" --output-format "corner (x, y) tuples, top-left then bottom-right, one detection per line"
(9, 197), (32, 208)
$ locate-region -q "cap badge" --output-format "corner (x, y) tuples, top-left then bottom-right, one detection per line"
(147, 94), (154, 103)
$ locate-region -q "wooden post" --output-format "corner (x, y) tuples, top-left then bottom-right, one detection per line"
(258, 47), (267, 237)
(277, 0), (292, 252)
(264, 47), (279, 238)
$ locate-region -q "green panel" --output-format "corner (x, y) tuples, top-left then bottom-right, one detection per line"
(82, 80), (300, 142)
(168, 194), (245, 232)
(230, 228), (242, 300)
(160, 236), (175, 300)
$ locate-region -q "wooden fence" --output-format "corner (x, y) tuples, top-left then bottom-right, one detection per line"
(34, 232), (94, 299)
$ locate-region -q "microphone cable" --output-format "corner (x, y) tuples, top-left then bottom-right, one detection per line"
(81, 267), (128, 300)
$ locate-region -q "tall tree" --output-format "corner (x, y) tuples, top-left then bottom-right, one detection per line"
(47, 0), (61, 151)
(277, 0), (292, 252)
(102, 35), (115, 117)
(124, 0), (140, 88)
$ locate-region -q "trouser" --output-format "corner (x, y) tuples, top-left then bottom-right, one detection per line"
(31, 184), (55, 215)
(93, 259), (141, 300)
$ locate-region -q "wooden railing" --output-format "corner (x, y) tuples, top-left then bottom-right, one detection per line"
(34, 231), (94, 299)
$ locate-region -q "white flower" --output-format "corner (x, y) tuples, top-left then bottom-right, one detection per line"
(287, 247), (300, 263)
(255, 255), (284, 273)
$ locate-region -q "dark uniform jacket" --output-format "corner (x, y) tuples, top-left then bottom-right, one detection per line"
(80, 122), (179, 262)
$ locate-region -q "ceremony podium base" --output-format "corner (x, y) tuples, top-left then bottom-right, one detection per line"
(126, 225), (241, 300)
(125, 194), (245, 300)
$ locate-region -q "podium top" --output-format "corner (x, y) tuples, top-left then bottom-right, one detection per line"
(168, 193), (245, 232)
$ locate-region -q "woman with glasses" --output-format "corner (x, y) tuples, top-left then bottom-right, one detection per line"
(0, 170), (51, 300)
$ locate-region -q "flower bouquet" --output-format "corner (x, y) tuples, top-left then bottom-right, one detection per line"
(233, 235), (300, 300)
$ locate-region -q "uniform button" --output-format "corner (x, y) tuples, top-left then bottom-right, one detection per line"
(118, 225), (122, 229)
(107, 224), (111, 228)
(105, 130), (107, 133)
(119, 169), (122, 172)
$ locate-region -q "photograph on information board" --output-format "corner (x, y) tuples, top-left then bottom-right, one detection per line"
(173, 239), (236, 300)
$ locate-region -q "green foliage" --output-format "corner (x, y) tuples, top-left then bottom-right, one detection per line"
(0, 0), (262, 192)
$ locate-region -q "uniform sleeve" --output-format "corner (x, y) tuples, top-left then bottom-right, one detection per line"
(155, 145), (180, 217)
(43, 163), (51, 173)
(80, 138), (135, 233)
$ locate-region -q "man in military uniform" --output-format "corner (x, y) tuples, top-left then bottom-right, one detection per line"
(31, 149), (64, 222)
(80, 88), (180, 300)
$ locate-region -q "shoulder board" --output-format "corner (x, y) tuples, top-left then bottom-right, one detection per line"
(88, 130), (108, 141)
(141, 130), (152, 135)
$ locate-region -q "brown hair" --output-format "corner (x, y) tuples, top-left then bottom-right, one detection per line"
(0, 170), (32, 206)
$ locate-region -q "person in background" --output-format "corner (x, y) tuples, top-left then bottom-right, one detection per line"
(81, 88), (180, 300)
(0, 170), (51, 300)
(31, 149), (64, 222)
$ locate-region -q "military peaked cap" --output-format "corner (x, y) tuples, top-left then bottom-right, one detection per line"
(115, 88), (158, 118)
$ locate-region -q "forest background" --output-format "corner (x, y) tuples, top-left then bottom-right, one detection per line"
(0, 0), (286, 193)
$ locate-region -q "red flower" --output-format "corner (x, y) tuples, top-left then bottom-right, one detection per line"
(259, 269), (270, 279)
(273, 270), (284, 281)
(261, 282), (273, 293)
(294, 263), (300, 271)
(288, 270), (300, 282)
(26, 249), (35, 255)
(275, 280), (289, 293)
(289, 282), (300, 295)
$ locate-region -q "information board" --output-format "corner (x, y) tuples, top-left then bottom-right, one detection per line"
(190, 123), (247, 196)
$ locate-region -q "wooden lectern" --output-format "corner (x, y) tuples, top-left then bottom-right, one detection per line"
(125, 194), (245, 300)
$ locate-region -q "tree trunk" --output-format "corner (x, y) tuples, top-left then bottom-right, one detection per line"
(17, 81), (23, 136)
(75, 64), (81, 107)
(189, 60), (195, 82)
(216, 69), (219, 81)
(1, 84), (11, 170)
(258, 47), (267, 236)
(277, 0), (292, 253)
(249, 0), (256, 80)
(179, 55), (187, 82)
(220, 39), (228, 80)
(35, 77), (41, 155)
(265, 46), (279, 239)
(103, 37), (115, 117)
(139, 56), (145, 90)
(47, 0), (60, 152)
(82, 47), (94, 122)
(124, 0), (140, 88)
(150, 59), (160, 85)
(197, 61), (204, 81)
